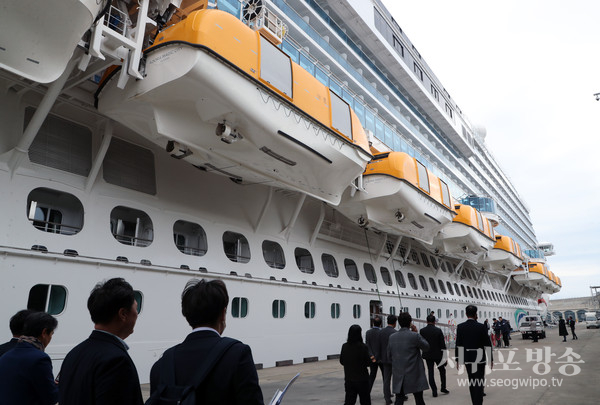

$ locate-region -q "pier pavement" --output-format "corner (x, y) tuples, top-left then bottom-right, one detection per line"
(142, 326), (599, 404)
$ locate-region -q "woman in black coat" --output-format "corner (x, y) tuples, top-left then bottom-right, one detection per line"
(558, 318), (569, 342)
(340, 324), (372, 405)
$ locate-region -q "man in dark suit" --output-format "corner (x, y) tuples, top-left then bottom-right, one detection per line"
(420, 314), (448, 397)
(149, 279), (264, 404)
(366, 315), (383, 392)
(59, 278), (143, 405)
(455, 305), (493, 405)
(499, 316), (510, 347)
(0, 309), (35, 357)
(379, 314), (398, 405)
(0, 312), (58, 405)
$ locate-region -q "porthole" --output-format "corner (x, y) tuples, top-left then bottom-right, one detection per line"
(364, 263), (377, 284)
(110, 206), (153, 247)
(27, 188), (83, 235)
(262, 240), (286, 269)
(27, 284), (67, 315)
(322, 254), (339, 278)
(344, 259), (359, 281)
(223, 231), (251, 263)
(272, 300), (286, 318)
(232, 297), (249, 318)
(173, 220), (207, 256)
(295, 248), (314, 274)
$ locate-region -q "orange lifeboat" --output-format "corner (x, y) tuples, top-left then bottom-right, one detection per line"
(430, 203), (496, 263)
(337, 152), (455, 244)
(96, 9), (372, 205)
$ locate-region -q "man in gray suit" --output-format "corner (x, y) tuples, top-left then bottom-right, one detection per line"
(387, 312), (429, 405)
(365, 316), (383, 392)
(379, 314), (398, 405)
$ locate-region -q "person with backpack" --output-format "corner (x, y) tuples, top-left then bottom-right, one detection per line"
(148, 278), (264, 404)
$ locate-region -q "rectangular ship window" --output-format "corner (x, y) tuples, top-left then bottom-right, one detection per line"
(260, 36), (292, 97)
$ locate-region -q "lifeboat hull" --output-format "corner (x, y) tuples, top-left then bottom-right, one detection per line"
(430, 222), (495, 263)
(482, 248), (522, 273)
(336, 174), (455, 244)
(513, 272), (548, 293)
(97, 45), (370, 205)
(0, 0), (102, 82)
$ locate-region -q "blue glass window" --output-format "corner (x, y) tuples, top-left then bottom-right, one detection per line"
(315, 67), (329, 86)
(342, 89), (354, 107)
(375, 118), (385, 142)
(281, 40), (299, 63)
(218, 0), (241, 17)
(393, 133), (401, 152)
(353, 102), (365, 127)
(299, 54), (315, 75)
(384, 125), (394, 147)
(407, 144), (415, 158)
(365, 110), (375, 134)
(400, 137), (408, 153)
(329, 80), (342, 97)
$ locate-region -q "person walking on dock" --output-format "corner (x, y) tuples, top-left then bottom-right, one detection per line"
(455, 305), (493, 405)
(365, 316), (383, 392)
(379, 315), (398, 405)
(387, 312), (429, 405)
(340, 324), (372, 405)
(420, 315), (448, 397)
(568, 316), (578, 340)
(558, 317), (569, 342)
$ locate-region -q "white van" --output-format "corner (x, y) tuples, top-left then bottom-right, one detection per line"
(585, 312), (600, 329)
(519, 315), (546, 339)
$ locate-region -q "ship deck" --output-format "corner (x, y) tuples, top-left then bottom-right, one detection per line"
(142, 326), (599, 404)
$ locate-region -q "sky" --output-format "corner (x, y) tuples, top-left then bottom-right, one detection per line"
(381, 0), (600, 299)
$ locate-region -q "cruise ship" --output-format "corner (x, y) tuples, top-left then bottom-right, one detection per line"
(0, 0), (560, 381)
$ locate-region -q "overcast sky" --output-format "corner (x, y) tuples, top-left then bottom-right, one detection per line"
(382, 0), (600, 300)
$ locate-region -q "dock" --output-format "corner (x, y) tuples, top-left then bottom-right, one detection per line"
(142, 326), (599, 404)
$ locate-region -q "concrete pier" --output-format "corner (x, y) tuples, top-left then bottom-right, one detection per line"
(142, 326), (599, 404)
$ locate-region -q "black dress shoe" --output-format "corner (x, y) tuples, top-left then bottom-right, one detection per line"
(483, 393), (487, 396)
(441, 389), (450, 394)
(432, 391), (438, 397)
(403, 395), (409, 401)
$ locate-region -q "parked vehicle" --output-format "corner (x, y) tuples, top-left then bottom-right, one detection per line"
(519, 315), (546, 339)
(585, 312), (600, 329)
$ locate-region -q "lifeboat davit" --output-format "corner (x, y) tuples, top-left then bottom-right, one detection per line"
(336, 152), (456, 243)
(482, 234), (523, 273)
(429, 203), (496, 263)
(96, 9), (372, 205)
(0, 0), (103, 82)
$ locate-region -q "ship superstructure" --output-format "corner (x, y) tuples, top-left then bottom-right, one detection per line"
(0, 0), (559, 382)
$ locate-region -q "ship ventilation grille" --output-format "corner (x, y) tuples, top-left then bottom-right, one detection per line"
(242, 0), (287, 45)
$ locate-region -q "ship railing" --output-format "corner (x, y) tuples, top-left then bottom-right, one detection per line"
(30, 220), (82, 236)
(175, 244), (207, 256)
(112, 233), (153, 247)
